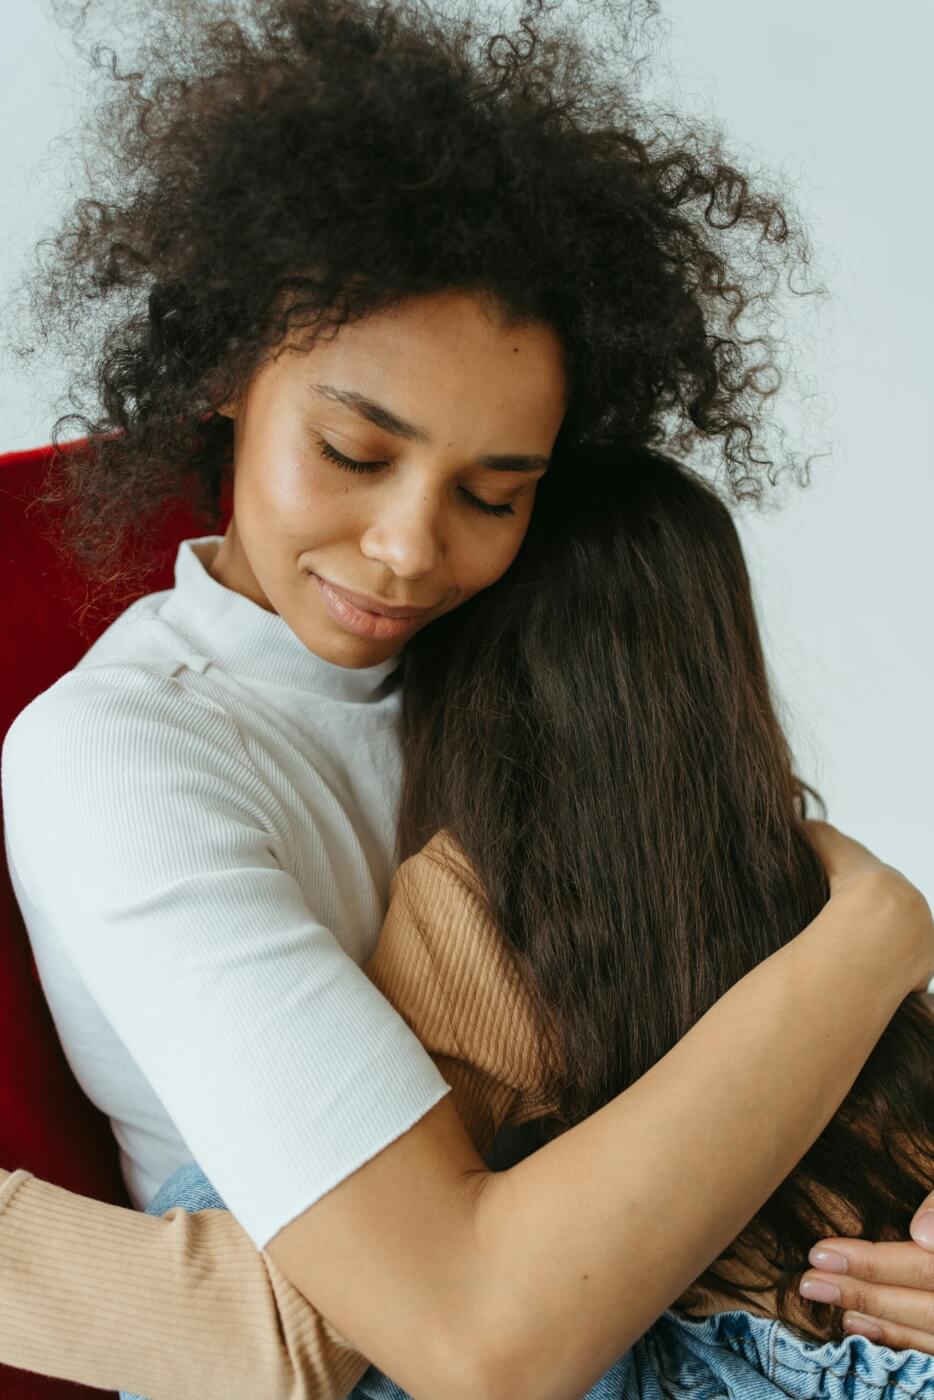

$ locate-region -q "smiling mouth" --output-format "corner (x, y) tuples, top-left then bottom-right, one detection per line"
(310, 572), (442, 644)
(312, 574), (439, 619)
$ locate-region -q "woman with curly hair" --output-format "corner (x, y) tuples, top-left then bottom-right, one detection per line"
(1, 2), (932, 1398)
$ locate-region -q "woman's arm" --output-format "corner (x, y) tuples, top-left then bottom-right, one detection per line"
(268, 839), (933, 1400)
(0, 828), (927, 1400)
(0, 832), (540, 1400)
(0, 841), (533, 1400)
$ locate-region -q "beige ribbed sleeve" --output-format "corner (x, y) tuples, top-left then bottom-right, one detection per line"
(0, 835), (551, 1400)
(0, 1169), (368, 1400)
(366, 833), (553, 1156)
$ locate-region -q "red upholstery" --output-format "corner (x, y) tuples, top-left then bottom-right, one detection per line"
(0, 441), (223, 1399)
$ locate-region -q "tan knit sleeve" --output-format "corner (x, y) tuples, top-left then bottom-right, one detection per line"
(366, 832), (552, 1157)
(0, 1167), (368, 1400)
(0, 837), (548, 1400)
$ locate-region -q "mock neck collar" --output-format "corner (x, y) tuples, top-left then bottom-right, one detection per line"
(163, 536), (402, 703)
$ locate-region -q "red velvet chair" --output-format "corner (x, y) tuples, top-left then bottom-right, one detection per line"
(0, 441), (223, 1399)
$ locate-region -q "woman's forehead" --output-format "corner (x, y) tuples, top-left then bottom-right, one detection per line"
(264, 293), (569, 442)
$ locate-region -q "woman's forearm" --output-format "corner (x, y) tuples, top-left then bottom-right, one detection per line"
(469, 873), (926, 1400)
(0, 872), (923, 1400)
(268, 872), (928, 1400)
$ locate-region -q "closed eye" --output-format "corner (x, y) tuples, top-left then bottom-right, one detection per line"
(318, 438), (387, 473)
(315, 436), (516, 518)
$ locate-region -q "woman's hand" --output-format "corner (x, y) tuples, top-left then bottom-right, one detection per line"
(798, 823), (934, 1352)
(799, 1183), (934, 1356)
(804, 819), (934, 991)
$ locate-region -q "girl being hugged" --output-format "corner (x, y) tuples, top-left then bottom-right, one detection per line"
(1, 2), (932, 1399)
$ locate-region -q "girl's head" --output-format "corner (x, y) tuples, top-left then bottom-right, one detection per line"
(29, 0), (810, 633)
(399, 443), (934, 1338)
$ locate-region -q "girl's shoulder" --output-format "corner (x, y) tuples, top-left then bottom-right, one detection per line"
(393, 831), (487, 913)
(387, 833), (526, 1004)
(376, 833), (549, 1120)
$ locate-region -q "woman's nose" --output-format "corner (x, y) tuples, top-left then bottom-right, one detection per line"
(358, 492), (444, 581)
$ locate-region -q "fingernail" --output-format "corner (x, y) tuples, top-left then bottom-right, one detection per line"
(911, 1210), (934, 1248)
(843, 1312), (883, 1343)
(808, 1247), (848, 1273)
(798, 1278), (841, 1304)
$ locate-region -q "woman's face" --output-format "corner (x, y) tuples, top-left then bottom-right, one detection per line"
(211, 290), (569, 668)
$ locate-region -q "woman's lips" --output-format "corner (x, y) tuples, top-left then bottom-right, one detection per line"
(311, 573), (435, 642)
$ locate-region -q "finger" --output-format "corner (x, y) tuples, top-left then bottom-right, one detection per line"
(799, 1272), (934, 1335)
(911, 1191), (934, 1251)
(807, 1238), (934, 1290)
(842, 1310), (934, 1357)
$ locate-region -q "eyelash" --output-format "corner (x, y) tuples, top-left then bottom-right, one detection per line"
(316, 437), (515, 518)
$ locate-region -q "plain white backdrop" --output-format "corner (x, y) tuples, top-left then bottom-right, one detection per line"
(1, 2), (931, 900)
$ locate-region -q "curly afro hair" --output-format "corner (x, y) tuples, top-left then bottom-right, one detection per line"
(17, 0), (818, 584)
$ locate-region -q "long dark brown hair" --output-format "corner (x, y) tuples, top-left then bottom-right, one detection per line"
(398, 442), (934, 1337)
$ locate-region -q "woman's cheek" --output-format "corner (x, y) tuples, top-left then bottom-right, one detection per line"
(468, 521), (530, 594)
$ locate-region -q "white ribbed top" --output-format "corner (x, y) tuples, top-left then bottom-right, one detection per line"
(0, 536), (450, 1246)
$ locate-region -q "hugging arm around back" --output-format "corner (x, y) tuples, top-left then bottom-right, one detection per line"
(269, 855), (928, 1400)
(0, 838), (929, 1400)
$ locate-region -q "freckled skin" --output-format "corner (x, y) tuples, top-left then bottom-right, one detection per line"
(210, 290), (569, 669)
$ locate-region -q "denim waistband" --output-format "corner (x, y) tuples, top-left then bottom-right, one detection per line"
(582, 1307), (934, 1399)
(356, 1307), (934, 1400)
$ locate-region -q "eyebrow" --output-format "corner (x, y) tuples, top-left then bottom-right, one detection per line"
(308, 381), (551, 474)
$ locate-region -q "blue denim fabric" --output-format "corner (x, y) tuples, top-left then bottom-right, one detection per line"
(122, 1162), (934, 1400)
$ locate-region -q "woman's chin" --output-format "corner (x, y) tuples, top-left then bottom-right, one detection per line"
(291, 612), (404, 670)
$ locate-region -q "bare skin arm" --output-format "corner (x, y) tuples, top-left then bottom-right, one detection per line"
(268, 827), (934, 1400)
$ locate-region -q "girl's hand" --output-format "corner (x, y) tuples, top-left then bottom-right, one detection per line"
(804, 819), (934, 991)
(800, 1185), (934, 1356)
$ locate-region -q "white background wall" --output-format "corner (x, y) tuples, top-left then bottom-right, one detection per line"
(1, 2), (931, 901)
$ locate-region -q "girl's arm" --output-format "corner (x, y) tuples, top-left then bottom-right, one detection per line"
(0, 1167), (368, 1400)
